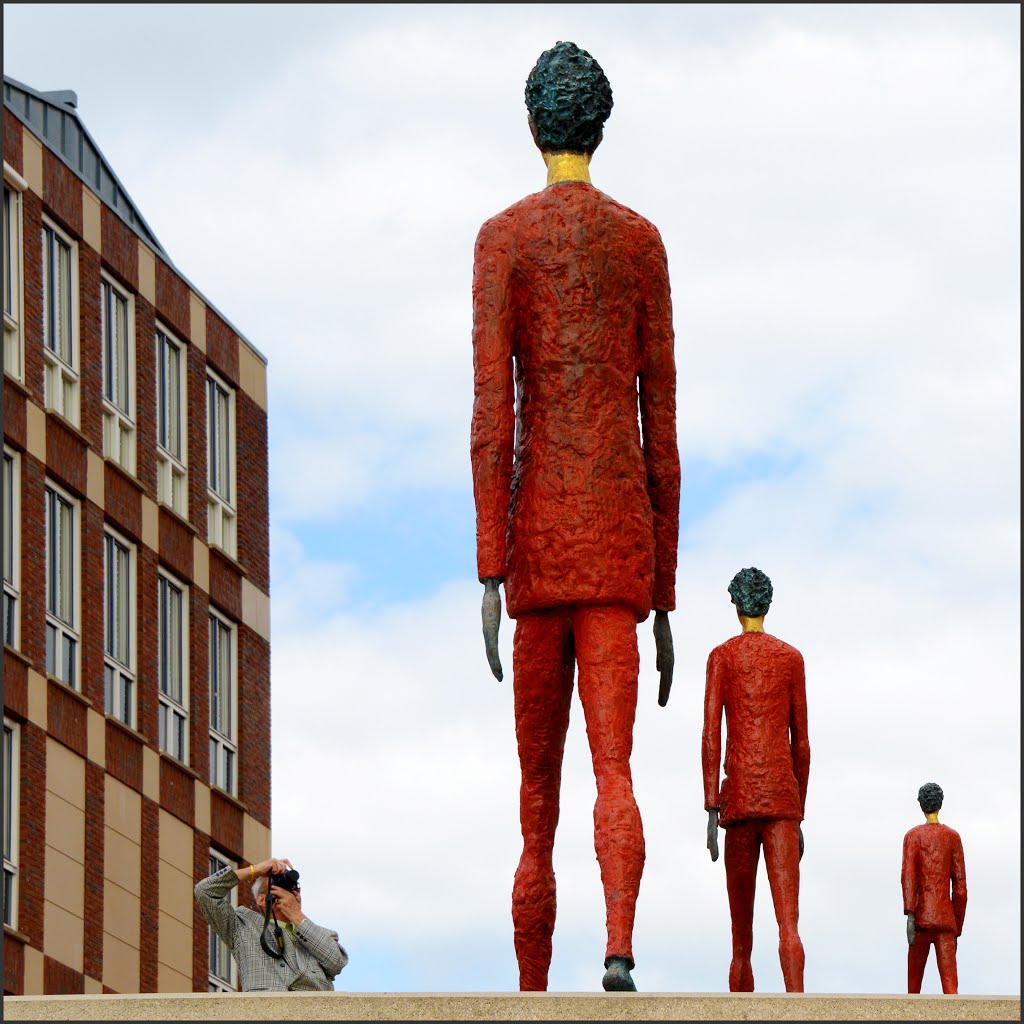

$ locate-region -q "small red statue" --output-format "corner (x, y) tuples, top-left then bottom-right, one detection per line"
(902, 782), (968, 994)
(702, 568), (810, 992)
(471, 41), (679, 992)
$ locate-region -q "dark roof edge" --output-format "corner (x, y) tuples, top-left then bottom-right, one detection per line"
(3, 75), (267, 366)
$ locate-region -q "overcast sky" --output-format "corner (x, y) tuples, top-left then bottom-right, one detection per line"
(4, 3), (1020, 998)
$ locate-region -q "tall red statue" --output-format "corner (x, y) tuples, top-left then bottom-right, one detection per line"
(471, 41), (679, 992)
(902, 782), (967, 994)
(702, 567), (810, 992)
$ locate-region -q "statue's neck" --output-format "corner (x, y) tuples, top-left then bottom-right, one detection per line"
(925, 812), (940, 824)
(738, 615), (766, 634)
(543, 151), (592, 186)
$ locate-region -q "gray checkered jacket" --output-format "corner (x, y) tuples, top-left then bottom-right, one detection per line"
(195, 866), (348, 991)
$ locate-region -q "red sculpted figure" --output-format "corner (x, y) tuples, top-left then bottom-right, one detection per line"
(702, 568), (810, 992)
(902, 782), (967, 994)
(471, 42), (679, 992)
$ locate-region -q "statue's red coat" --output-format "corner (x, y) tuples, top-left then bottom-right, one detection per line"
(471, 182), (680, 620)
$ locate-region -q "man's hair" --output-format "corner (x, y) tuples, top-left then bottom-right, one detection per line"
(525, 41), (613, 154)
(728, 567), (773, 617)
(918, 782), (944, 814)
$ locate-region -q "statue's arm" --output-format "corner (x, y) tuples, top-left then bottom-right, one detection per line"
(702, 650), (724, 861)
(470, 220), (514, 679)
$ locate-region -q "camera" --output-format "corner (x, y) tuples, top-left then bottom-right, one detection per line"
(268, 868), (300, 900)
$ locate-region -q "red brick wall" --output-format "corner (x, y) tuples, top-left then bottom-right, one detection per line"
(3, 377), (27, 448)
(105, 719), (143, 792)
(158, 507), (193, 583)
(236, 391), (269, 593)
(3, 651), (28, 718)
(192, 829), (210, 990)
(83, 761), (105, 981)
(104, 461), (143, 543)
(18, 723), (45, 948)
(20, 190), (45, 406)
(4, 109), (23, 172)
(156, 259), (190, 342)
(80, 503), (106, 709)
(208, 549), (242, 622)
(186, 343), (208, 535)
(210, 790), (243, 858)
(45, 413), (87, 498)
(46, 680), (87, 757)
(44, 955), (84, 995)
(42, 150), (82, 239)
(205, 308), (238, 388)
(139, 797), (159, 992)
(4, 931), (25, 994)
(78, 246), (104, 453)
(100, 207), (139, 293)
(238, 624), (271, 827)
(189, 589), (210, 782)
(19, 455), (46, 675)
(160, 756), (195, 827)
(136, 547), (159, 747)
(134, 295), (158, 499)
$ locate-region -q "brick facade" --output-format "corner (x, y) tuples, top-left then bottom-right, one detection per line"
(4, 89), (271, 996)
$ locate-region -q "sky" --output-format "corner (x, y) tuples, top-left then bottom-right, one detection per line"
(4, 2), (1020, 998)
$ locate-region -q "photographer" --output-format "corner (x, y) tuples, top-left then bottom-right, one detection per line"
(195, 856), (348, 991)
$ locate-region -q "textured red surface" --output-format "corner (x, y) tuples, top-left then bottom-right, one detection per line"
(702, 631), (810, 992)
(702, 633), (809, 826)
(511, 606), (643, 990)
(471, 181), (679, 621)
(471, 180), (678, 990)
(902, 822), (967, 993)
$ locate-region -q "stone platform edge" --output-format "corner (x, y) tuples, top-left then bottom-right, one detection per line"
(2, 992), (1020, 1021)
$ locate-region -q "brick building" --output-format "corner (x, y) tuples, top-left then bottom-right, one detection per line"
(3, 77), (271, 995)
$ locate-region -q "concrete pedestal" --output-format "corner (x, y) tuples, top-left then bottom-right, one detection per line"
(2, 992), (1020, 1020)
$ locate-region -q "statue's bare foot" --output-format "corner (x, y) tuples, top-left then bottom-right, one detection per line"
(602, 955), (637, 992)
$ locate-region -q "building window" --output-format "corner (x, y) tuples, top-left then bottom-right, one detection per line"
(101, 274), (135, 473)
(158, 572), (188, 763)
(208, 850), (238, 992)
(2, 448), (19, 649)
(156, 327), (187, 517)
(3, 719), (18, 929)
(206, 371), (236, 557)
(104, 530), (135, 727)
(45, 483), (79, 687)
(3, 176), (24, 381)
(209, 612), (236, 796)
(41, 218), (79, 425)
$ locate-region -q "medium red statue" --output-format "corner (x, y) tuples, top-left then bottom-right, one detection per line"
(902, 782), (968, 994)
(702, 567), (810, 992)
(471, 41), (679, 992)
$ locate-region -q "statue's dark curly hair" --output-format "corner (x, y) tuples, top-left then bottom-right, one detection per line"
(728, 567), (774, 617)
(917, 782), (944, 814)
(525, 41), (613, 154)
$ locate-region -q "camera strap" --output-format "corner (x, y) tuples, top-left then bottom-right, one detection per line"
(259, 895), (286, 961)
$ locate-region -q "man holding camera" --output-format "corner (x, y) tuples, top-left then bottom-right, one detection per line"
(195, 856), (348, 991)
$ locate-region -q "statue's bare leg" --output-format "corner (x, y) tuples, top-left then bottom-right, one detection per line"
(762, 819), (805, 992)
(512, 609), (575, 991)
(575, 605), (644, 975)
(724, 822), (759, 992)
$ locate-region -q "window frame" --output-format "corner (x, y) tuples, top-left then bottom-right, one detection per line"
(100, 271), (136, 475)
(157, 570), (189, 764)
(2, 446), (20, 650)
(207, 849), (238, 992)
(103, 526), (137, 729)
(44, 479), (81, 689)
(3, 718), (18, 930)
(156, 324), (188, 517)
(206, 369), (236, 557)
(40, 215), (80, 426)
(3, 164), (26, 382)
(208, 610), (238, 797)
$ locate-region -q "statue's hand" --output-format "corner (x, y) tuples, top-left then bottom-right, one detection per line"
(707, 809), (720, 862)
(906, 913), (916, 947)
(798, 826), (805, 861)
(481, 579), (503, 681)
(654, 610), (674, 706)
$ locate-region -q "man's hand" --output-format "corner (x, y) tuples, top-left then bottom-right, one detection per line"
(238, 857), (293, 884)
(654, 610), (674, 706)
(906, 913), (916, 947)
(707, 809), (720, 862)
(481, 578), (503, 681)
(798, 826), (805, 861)
(269, 885), (306, 926)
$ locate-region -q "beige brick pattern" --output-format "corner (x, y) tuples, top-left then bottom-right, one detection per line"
(142, 746), (160, 802)
(241, 578), (271, 642)
(104, 827), (142, 898)
(103, 932), (140, 994)
(159, 809), (192, 867)
(157, 963), (192, 994)
(87, 708), (105, 765)
(27, 668), (47, 727)
(194, 781), (211, 835)
(238, 342), (267, 411)
(22, 129), (43, 194)
(45, 794), (85, 865)
(159, 862), (194, 927)
(138, 243), (156, 304)
(43, 900), (84, 972)
(243, 814), (271, 868)
(193, 537), (209, 593)
(44, 845), (85, 917)
(25, 401), (46, 463)
(189, 293), (207, 353)
(105, 776), (141, 842)
(87, 450), (105, 509)
(47, 737), (86, 809)
(82, 186), (102, 252)
(23, 944), (44, 995)
(157, 910), (192, 977)
(142, 495), (159, 552)
(84, 975), (102, 995)
(104, 880), (141, 946)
